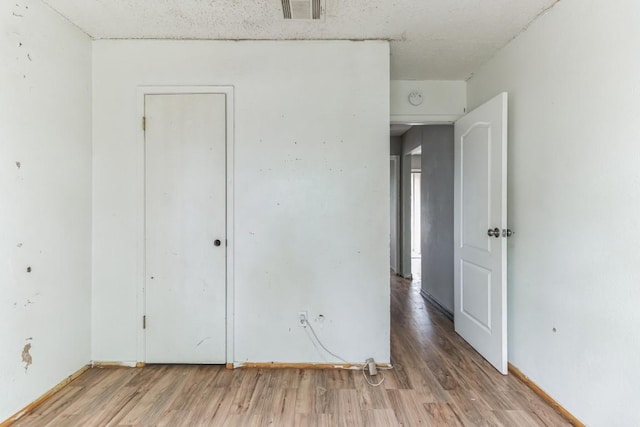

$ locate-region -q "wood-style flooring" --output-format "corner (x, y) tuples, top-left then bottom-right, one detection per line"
(14, 275), (571, 426)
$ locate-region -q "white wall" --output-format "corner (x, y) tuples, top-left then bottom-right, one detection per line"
(390, 80), (466, 124)
(92, 41), (390, 364)
(0, 0), (92, 421)
(468, 0), (640, 425)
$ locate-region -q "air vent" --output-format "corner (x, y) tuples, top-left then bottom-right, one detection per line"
(281, 0), (324, 20)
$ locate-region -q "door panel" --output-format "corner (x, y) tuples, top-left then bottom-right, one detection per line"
(454, 92), (508, 374)
(460, 260), (492, 331)
(145, 93), (226, 364)
(461, 125), (491, 253)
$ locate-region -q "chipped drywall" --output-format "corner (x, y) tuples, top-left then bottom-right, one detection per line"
(21, 343), (32, 373)
(0, 0), (92, 421)
(91, 40), (390, 365)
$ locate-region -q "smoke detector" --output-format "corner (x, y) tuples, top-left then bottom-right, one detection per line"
(281, 0), (325, 20)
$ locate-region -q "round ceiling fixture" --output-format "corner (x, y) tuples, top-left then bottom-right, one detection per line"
(408, 91), (423, 106)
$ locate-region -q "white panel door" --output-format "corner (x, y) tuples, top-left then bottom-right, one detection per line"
(145, 93), (226, 364)
(454, 92), (508, 374)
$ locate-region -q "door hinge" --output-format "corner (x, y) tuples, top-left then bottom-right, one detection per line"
(142, 116), (146, 131)
(143, 315), (146, 329)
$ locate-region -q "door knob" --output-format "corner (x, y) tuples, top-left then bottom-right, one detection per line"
(214, 239), (222, 247)
(487, 227), (501, 238)
(502, 229), (514, 237)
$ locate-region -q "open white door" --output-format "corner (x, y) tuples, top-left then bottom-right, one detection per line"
(454, 92), (508, 374)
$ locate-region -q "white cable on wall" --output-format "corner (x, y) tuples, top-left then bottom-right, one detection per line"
(302, 317), (389, 387)
(303, 318), (349, 364)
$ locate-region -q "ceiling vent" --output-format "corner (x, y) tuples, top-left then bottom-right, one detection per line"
(281, 0), (324, 20)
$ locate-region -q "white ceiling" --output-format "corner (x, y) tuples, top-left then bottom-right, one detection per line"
(43, 0), (559, 80)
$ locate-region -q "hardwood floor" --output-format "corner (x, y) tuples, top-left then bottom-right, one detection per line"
(14, 276), (571, 426)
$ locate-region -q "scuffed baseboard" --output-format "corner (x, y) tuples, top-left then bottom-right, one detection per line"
(91, 361), (145, 368)
(508, 363), (585, 427)
(1, 364), (90, 426)
(229, 362), (392, 370)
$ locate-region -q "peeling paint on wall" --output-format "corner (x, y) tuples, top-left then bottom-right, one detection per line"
(21, 343), (32, 372)
(1, 0), (93, 419)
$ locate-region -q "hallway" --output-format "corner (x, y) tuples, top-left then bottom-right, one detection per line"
(14, 276), (569, 426)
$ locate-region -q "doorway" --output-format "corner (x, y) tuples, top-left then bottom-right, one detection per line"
(393, 125), (454, 316)
(399, 145), (422, 281)
(410, 161), (421, 282)
(143, 91), (229, 364)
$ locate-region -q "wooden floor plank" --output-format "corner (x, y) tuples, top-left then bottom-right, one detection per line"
(353, 369), (393, 410)
(361, 408), (400, 426)
(12, 386), (84, 427)
(423, 402), (465, 426)
(14, 275), (573, 426)
(294, 413), (333, 427)
(386, 389), (432, 426)
(202, 387), (236, 425)
(327, 389), (363, 427)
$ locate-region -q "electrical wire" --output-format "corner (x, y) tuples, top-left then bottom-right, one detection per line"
(362, 362), (385, 387)
(302, 317), (391, 387)
(305, 326), (327, 361)
(303, 318), (349, 364)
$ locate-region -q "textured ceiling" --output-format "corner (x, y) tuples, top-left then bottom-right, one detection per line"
(42, 0), (559, 80)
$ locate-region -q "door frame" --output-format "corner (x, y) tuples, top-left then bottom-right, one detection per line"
(136, 86), (235, 365)
(400, 146), (421, 279)
(410, 170), (421, 258)
(390, 155), (400, 274)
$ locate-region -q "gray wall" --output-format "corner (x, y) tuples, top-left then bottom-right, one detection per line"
(389, 136), (402, 274)
(410, 155), (422, 171)
(389, 156), (400, 273)
(420, 126), (454, 313)
(390, 136), (403, 155)
(398, 125), (454, 313)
